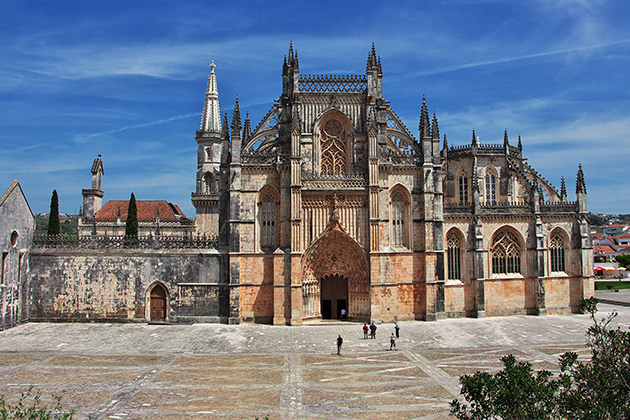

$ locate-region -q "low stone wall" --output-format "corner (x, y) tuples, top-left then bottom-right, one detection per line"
(28, 247), (229, 324)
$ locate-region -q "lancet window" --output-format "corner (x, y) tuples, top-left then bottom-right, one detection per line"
(391, 190), (407, 247)
(491, 228), (521, 274)
(459, 172), (469, 205)
(260, 191), (277, 249)
(203, 173), (214, 194)
(447, 230), (462, 280)
(320, 118), (347, 175)
(485, 167), (497, 205)
(550, 230), (566, 272)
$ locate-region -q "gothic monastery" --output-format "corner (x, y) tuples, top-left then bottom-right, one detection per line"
(2, 44), (593, 330)
(189, 44), (593, 323)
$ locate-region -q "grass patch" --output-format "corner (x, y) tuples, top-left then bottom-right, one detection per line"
(595, 281), (630, 291)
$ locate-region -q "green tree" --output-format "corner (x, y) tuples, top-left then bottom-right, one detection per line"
(125, 193), (138, 238)
(615, 254), (630, 269)
(451, 297), (630, 420)
(47, 190), (60, 235)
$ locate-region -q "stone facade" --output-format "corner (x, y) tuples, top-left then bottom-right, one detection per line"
(28, 246), (226, 324)
(9, 44), (593, 328)
(191, 44), (594, 325)
(0, 181), (35, 330)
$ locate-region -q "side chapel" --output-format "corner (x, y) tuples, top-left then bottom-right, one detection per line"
(192, 44), (593, 324)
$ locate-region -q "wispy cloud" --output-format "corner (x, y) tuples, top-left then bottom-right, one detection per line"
(72, 112), (199, 143)
(399, 39), (630, 79)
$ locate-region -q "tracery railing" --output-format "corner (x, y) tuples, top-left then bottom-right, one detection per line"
(33, 233), (218, 250)
(298, 75), (367, 92)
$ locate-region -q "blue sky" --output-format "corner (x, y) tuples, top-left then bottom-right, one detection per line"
(1, 0), (629, 216)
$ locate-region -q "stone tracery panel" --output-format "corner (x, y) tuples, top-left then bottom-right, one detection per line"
(320, 118), (347, 175)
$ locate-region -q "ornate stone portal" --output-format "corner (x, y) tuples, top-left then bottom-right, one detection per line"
(301, 207), (370, 320)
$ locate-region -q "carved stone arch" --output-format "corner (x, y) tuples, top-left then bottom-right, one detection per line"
(389, 183), (411, 248)
(301, 221), (370, 320)
(484, 165), (498, 205)
(313, 109), (354, 175)
(202, 171), (216, 194)
(490, 226), (523, 274)
(446, 227), (465, 280)
(549, 227), (569, 273)
(257, 184), (281, 251)
(146, 282), (170, 322)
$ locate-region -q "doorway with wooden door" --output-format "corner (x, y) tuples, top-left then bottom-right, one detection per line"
(149, 284), (168, 322)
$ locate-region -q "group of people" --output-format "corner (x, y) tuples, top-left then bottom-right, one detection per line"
(337, 321), (400, 355)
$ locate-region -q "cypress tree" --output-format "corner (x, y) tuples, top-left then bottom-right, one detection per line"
(47, 190), (60, 235)
(125, 193), (138, 238)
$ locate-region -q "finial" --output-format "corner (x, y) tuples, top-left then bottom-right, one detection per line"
(472, 129), (477, 146)
(560, 176), (567, 201)
(443, 134), (448, 150)
(503, 129), (509, 146)
(210, 59), (216, 72)
(518, 134), (522, 150)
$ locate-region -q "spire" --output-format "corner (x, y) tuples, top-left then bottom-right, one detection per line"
(221, 112), (229, 141)
(200, 60), (221, 133)
(472, 129), (477, 146)
(242, 112), (251, 141)
(503, 129), (509, 147)
(560, 176), (567, 202)
(518, 134), (522, 151)
(287, 41), (299, 69)
(576, 164), (586, 194)
(282, 55), (288, 76)
(366, 42), (378, 72)
(431, 112), (439, 140)
(419, 95), (430, 139)
(231, 96), (242, 133)
(443, 134), (448, 150)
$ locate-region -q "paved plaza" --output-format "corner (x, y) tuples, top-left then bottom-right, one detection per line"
(1, 291), (629, 420)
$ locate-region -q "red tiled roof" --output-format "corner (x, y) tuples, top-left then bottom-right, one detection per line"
(613, 234), (630, 239)
(605, 224), (627, 228)
(96, 200), (186, 222)
(594, 245), (617, 254)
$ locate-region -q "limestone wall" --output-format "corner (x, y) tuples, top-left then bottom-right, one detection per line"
(28, 249), (228, 323)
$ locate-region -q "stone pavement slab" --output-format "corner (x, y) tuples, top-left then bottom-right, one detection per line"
(0, 302), (628, 419)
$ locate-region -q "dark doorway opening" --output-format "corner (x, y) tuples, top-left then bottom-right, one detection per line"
(150, 284), (167, 321)
(320, 274), (349, 319)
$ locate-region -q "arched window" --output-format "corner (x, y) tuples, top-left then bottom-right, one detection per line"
(550, 230), (566, 272)
(491, 229), (521, 274)
(391, 190), (407, 247)
(459, 171), (469, 204)
(447, 230), (462, 280)
(485, 168), (497, 205)
(320, 118), (347, 175)
(260, 190), (277, 249)
(203, 173), (214, 194)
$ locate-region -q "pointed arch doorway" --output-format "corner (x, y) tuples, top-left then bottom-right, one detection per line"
(302, 221), (370, 321)
(149, 284), (168, 322)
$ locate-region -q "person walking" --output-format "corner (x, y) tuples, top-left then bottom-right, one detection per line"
(337, 334), (343, 355)
(363, 323), (369, 339)
(369, 322), (377, 339)
(394, 321), (400, 338)
(390, 333), (397, 351)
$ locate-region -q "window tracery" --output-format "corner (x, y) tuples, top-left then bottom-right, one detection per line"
(260, 191), (277, 249)
(491, 229), (521, 274)
(447, 230), (462, 280)
(485, 167), (497, 205)
(320, 118), (347, 175)
(459, 171), (469, 204)
(391, 190), (407, 247)
(550, 230), (566, 272)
